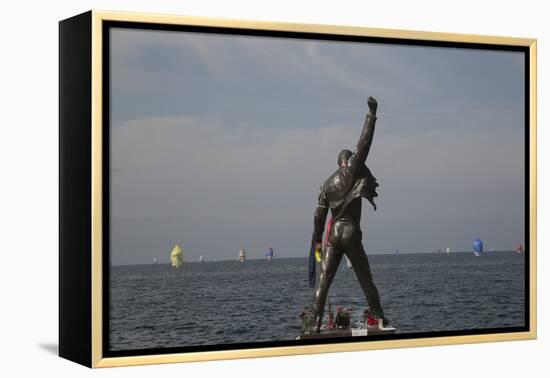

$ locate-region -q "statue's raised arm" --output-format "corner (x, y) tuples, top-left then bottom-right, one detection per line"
(348, 96), (377, 178)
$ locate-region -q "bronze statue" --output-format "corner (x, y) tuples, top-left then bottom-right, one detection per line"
(310, 96), (387, 332)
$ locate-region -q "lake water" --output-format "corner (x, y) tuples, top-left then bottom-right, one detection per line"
(109, 251), (525, 351)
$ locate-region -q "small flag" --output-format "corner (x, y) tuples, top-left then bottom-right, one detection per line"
(308, 239), (317, 288)
(315, 249), (322, 262)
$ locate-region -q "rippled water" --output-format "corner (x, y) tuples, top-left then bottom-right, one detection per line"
(109, 251), (525, 351)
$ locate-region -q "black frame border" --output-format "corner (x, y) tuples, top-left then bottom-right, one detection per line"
(101, 20), (531, 359)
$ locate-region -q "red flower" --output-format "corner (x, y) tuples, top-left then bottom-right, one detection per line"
(367, 315), (378, 326)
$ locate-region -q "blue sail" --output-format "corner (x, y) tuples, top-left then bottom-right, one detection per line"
(473, 238), (483, 255)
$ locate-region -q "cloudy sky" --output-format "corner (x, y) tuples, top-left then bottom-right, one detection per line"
(109, 27), (525, 265)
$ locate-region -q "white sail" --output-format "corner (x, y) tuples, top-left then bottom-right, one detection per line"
(345, 256), (352, 269)
(199, 255), (204, 262)
(446, 247), (450, 254)
(238, 249), (246, 262)
(152, 257), (158, 264)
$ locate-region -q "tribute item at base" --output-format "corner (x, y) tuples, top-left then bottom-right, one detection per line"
(297, 325), (395, 340)
(310, 96), (389, 333)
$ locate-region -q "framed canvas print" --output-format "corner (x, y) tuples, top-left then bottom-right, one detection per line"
(59, 10), (537, 368)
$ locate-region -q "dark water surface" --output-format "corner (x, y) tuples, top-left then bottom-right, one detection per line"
(109, 251), (525, 351)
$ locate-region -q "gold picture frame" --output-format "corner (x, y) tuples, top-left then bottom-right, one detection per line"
(59, 10), (537, 368)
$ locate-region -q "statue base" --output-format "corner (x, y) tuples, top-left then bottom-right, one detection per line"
(297, 325), (396, 340)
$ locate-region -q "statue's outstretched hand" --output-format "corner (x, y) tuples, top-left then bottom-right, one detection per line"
(367, 96), (377, 116)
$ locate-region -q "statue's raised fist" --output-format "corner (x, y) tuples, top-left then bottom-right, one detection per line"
(367, 96), (377, 115)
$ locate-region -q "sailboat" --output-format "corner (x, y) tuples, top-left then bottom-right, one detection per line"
(238, 248), (246, 262)
(345, 255), (353, 269)
(265, 247), (274, 261)
(446, 247), (450, 254)
(473, 238), (483, 257)
(394, 248), (399, 256)
(152, 257), (158, 264)
(199, 255), (205, 262)
(515, 243), (524, 254)
(170, 244), (184, 268)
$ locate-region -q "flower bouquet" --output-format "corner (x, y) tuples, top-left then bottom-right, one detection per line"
(334, 306), (352, 328)
(363, 308), (383, 328)
(299, 309), (315, 333)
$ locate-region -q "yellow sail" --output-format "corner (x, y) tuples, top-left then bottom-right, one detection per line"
(170, 244), (184, 268)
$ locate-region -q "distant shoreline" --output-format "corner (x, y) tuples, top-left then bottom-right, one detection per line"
(111, 250), (519, 267)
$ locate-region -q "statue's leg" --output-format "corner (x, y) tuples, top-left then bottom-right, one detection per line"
(312, 246), (343, 332)
(346, 242), (384, 318)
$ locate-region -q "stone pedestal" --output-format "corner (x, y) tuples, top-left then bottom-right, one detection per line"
(297, 325), (395, 340)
